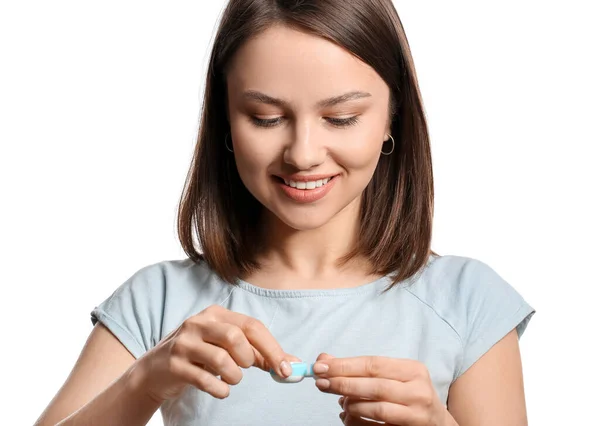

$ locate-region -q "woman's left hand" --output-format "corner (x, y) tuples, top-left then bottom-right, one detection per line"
(312, 353), (449, 425)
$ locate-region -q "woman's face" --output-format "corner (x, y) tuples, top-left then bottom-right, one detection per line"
(226, 24), (391, 231)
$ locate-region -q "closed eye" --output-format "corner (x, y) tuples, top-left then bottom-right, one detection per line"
(250, 117), (281, 128)
(327, 116), (360, 127)
(250, 116), (360, 128)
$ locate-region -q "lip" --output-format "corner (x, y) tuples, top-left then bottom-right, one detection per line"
(276, 173), (339, 182)
(273, 174), (339, 204)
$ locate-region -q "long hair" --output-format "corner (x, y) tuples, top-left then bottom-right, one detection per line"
(178, 0), (437, 286)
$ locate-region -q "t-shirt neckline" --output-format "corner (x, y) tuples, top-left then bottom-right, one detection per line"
(234, 274), (394, 299)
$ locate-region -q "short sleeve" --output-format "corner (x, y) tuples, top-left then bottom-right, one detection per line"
(453, 259), (535, 380)
(90, 263), (166, 359)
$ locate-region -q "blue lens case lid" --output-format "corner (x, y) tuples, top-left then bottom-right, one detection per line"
(269, 362), (315, 383)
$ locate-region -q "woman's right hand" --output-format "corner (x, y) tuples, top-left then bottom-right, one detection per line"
(131, 304), (297, 403)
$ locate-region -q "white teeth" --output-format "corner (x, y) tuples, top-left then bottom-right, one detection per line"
(283, 177), (332, 189)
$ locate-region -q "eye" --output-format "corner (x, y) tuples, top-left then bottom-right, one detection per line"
(326, 116), (360, 128)
(249, 115), (361, 128)
(250, 116), (282, 128)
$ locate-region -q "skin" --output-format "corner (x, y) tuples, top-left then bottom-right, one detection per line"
(34, 21), (527, 426)
(226, 24), (390, 290)
(225, 24), (529, 425)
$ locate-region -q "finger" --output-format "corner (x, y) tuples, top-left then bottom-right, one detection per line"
(317, 376), (412, 404)
(251, 347), (301, 371)
(316, 352), (335, 362)
(199, 321), (255, 368)
(340, 413), (386, 425)
(313, 352), (336, 375)
(215, 308), (294, 377)
(172, 357), (230, 399)
(203, 364), (219, 376)
(188, 341), (243, 386)
(251, 346), (268, 371)
(344, 398), (414, 425)
(313, 356), (423, 382)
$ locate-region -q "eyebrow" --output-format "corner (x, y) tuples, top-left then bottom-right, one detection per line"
(242, 90), (372, 108)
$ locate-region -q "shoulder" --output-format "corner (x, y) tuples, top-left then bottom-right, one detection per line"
(115, 257), (226, 297)
(115, 257), (236, 315)
(404, 254), (535, 380)
(91, 257), (233, 357)
(405, 253), (525, 311)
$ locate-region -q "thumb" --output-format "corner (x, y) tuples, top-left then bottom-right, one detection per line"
(285, 353), (302, 363)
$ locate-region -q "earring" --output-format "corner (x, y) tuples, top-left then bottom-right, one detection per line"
(225, 132), (234, 153)
(381, 134), (395, 155)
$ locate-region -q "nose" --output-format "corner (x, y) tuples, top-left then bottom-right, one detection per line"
(282, 120), (325, 170)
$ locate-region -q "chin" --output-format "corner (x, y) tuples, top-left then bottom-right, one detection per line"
(248, 180), (363, 231)
(271, 196), (363, 231)
(269, 207), (338, 232)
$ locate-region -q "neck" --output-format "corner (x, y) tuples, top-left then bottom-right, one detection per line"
(254, 199), (375, 285)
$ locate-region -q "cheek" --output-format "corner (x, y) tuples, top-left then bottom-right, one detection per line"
(234, 143), (264, 174)
(331, 131), (383, 174)
(231, 113), (281, 163)
(330, 108), (388, 171)
(233, 147), (266, 194)
(336, 145), (380, 171)
(231, 127), (277, 189)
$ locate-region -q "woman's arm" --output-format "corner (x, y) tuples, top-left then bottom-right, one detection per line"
(53, 364), (162, 426)
(34, 323), (161, 426)
(447, 328), (528, 425)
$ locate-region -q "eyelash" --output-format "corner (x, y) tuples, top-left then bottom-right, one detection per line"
(250, 116), (360, 128)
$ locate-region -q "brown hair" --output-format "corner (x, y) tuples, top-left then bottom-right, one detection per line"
(177, 0), (437, 287)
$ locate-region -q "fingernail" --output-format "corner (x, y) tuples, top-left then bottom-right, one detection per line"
(312, 362), (329, 374)
(338, 396), (344, 407)
(339, 412), (346, 422)
(280, 360), (292, 377)
(315, 378), (330, 389)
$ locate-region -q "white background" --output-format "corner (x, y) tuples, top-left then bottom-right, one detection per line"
(1, 1), (598, 424)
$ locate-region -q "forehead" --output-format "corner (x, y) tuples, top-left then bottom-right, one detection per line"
(226, 24), (388, 106)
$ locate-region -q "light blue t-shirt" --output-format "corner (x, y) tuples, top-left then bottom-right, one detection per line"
(90, 254), (535, 425)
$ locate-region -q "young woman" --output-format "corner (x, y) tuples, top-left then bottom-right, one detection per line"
(35, 1), (535, 425)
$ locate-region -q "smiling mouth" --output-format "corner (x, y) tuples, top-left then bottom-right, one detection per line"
(274, 175), (338, 190)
